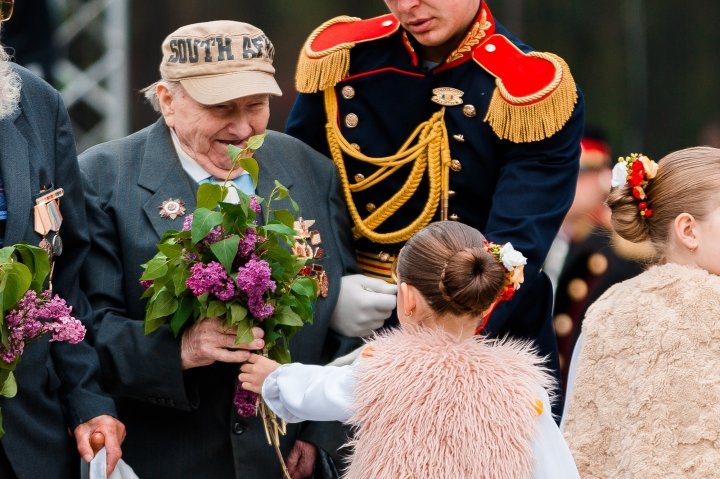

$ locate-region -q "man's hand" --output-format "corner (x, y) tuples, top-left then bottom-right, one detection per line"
(238, 353), (281, 394)
(181, 317), (264, 369)
(73, 415), (126, 476)
(330, 274), (397, 337)
(287, 440), (317, 479)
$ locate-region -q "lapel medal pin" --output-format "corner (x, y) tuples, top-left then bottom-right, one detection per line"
(34, 187), (64, 257)
(159, 198), (186, 220)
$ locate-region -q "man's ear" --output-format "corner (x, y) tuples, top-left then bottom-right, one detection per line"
(157, 83), (175, 128)
(673, 212), (698, 251)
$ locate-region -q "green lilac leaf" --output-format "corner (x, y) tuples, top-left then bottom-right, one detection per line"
(210, 235), (241, 273)
(191, 208), (223, 245)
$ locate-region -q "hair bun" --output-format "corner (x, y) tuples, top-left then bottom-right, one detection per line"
(439, 247), (506, 315)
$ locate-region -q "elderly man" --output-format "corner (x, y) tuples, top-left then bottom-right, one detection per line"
(287, 0), (585, 416)
(79, 21), (394, 478)
(0, 5), (125, 478)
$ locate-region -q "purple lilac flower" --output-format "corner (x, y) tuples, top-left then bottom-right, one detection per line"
(214, 281), (237, 302)
(248, 296), (274, 320)
(204, 226), (223, 245)
(37, 292), (74, 320)
(185, 261), (237, 301)
(233, 383), (257, 417)
(182, 214), (194, 231)
(236, 258), (276, 320)
(182, 214), (223, 246)
(0, 290), (86, 364)
(237, 228), (258, 259)
(45, 316), (86, 344)
(180, 248), (200, 264)
(249, 196), (261, 215)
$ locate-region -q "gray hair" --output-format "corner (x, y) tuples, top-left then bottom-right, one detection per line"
(0, 31), (22, 120)
(141, 80), (182, 112)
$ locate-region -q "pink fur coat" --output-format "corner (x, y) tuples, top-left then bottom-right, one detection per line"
(345, 327), (553, 479)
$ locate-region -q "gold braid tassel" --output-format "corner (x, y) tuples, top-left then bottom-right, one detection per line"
(295, 16), (360, 94)
(484, 52), (578, 143)
(324, 89), (451, 244)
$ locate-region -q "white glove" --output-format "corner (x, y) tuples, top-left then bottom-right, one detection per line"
(330, 274), (398, 337)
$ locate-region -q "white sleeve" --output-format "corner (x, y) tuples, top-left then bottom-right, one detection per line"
(261, 363), (356, 423)
(560, 332), (583, 432)
(533, 388), (581, 479)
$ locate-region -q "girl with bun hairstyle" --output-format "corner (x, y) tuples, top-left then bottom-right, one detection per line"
(240, 221), (580, 479)
(563, 147), (720, 478)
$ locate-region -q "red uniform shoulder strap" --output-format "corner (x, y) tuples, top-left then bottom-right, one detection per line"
(472, 34), (579, 143)
(296, 14), (400, 93)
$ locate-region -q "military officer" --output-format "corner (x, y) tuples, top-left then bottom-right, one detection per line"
(286, 0), (585, 415)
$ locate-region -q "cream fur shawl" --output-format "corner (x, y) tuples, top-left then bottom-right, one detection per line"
(346, 327), (552, 479)
(563, 263), (720, 478)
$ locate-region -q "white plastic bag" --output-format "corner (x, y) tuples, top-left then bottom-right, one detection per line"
(81, 447), (140, 479)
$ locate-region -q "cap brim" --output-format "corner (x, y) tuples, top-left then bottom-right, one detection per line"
(180, 71), (282, 105)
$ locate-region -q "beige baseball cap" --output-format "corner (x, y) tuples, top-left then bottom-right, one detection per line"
(159, 20), (282, 105)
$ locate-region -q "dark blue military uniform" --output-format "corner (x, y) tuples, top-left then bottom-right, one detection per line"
(287, 2), (584, 416)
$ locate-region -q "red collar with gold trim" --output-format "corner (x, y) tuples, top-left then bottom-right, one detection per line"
(401, 1), (496, 72)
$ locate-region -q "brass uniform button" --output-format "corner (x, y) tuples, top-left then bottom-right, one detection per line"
(366, 203), (377, 213)
(462, 104), (477, 118)
(449, 214), (459, 221)
(588, 253), (608, 276)
(567, 278), (588, 301)
(345, 113), (359, 128)
(453, 134), (465, 142)
(341, 85), (355, 99)
(378, 251), (390, 262)
(350, 143), (362, 151)
(450, 159), (462, 172)
(448, 190), (456, 198)
(354, 173), (365, 183)
(554, 314), (573, 337)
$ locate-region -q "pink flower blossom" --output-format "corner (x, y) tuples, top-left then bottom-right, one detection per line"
(236, 258), (276, 320)
(204, 226), (223, 245)
(236, 228), (258, 259)
(182, 214), (194, 231)
(234, 384), (257, 417)
(249, 196), (261, 215)
(0, 290), (86, 364)
(186, 261), (237, 301)
(46, 316), (86, 344)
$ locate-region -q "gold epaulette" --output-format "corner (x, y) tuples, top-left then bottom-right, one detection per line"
(295, 14), (400, 93)
(472, 34), (578, 143)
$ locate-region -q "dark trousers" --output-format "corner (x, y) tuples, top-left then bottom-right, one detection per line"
(0, 443), (18, 479)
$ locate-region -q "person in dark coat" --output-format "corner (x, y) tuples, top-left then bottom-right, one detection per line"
(0, 13), (124, 479)
(79, 21), (388, 478)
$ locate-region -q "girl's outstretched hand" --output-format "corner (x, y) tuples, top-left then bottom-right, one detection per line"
(239, 353), (281, 394)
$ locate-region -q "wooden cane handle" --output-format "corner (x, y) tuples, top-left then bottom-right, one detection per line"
(90, 431), (105, 453)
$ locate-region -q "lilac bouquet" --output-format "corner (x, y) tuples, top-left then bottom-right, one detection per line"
(0, 244), (86, 436)
(140, 134), (322, 473)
